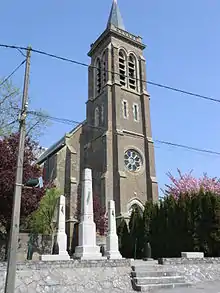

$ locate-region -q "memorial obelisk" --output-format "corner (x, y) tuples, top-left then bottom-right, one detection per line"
(106, 200), (122, 259)
(74, 168), (102, 259)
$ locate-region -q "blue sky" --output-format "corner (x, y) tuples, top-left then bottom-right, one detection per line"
(1, 0), (220, 194)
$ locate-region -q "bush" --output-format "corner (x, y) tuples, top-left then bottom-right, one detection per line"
(117, 219), (131, 258)
(119, 191), (220, 259)
(128, 207), (143, 259)
(28, 187), (61, 235)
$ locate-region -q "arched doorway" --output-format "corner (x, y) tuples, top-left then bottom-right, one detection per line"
(127, 198), (144, 217)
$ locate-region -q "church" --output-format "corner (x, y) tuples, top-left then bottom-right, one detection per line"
(37, 0), (159, 248)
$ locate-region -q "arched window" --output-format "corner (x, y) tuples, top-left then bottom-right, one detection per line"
(96, 59), (101, 95)
(102, 51), (107, 86)
(122, 99), (128, 119)
(119, 50), (126, 86)
(94, 106), (100, 127)
(133, 103), (139, 122)
(128, 54), (137, 90)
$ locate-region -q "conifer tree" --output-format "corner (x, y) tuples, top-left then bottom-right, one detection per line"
(143, 201), (153, 258)
(191, 192), (202, 252)
(150, 203), (160, 258)
(129, 207), (143, 259)
(117, 219), (131, 258)
(166, 195), (177, 256)
(210, 194), (220, 256)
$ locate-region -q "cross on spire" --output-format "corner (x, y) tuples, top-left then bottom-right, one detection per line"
(107, 0), (125, 30)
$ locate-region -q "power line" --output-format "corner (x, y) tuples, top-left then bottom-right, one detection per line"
(16, 48), (26, 58)
(0, 59), (26, 87)
(7, 119), (19, 127)
(155, 140), (220, 156)
(2, 46), (220, 156)
(0, 44), (88, 67)
(28, 110), (220, 157)
(0, 43), (220, 104)
(28, 111), (80, 126)
(147, 81), (220, 104)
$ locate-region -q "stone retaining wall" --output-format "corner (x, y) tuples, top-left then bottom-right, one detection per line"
(159, 258), (220, 284)
(0, 259), (133, 293)
(159, 257), (220, 265)
(2, 257), (220, 292)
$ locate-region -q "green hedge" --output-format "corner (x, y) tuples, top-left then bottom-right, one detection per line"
(117, 191), (220, 259)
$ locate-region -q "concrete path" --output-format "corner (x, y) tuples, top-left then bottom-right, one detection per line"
(156, 280), (220, 293)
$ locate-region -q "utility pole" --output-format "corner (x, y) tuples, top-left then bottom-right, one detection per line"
(4, 47), (31, 293)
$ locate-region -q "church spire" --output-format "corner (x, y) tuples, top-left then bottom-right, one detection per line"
(107, 0), (125, 30)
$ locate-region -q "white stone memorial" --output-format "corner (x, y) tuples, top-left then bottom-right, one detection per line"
(41, 195), (70, 261)
(181, 252), (204, 258)
(74, 168), (102, 260)
(106, 200), (122, 259)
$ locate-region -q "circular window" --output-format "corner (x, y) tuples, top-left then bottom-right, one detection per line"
(124, 149), (142, 172)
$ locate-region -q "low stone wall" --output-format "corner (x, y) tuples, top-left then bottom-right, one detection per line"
(0, 233), (52, 261)
(0, 259), (133, 293)
(0, 233), (106, 261)
(159, 257), (220, 265)
(159, 258), (220, 283)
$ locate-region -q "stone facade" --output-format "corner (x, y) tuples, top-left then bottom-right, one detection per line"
(37, 1), (159, 248)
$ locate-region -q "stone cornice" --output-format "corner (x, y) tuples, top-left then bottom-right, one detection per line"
(88, 26), (145, 57)
(116, 129), (144, 138)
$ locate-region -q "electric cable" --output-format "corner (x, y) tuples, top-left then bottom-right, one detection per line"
(0, 44), (219, 104)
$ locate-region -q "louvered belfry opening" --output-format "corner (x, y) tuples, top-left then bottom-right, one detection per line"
(119, 50), (126, 86)
(128, 55), (136, 90)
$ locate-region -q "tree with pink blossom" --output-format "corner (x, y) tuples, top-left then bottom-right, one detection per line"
(164, 169), (220, 198)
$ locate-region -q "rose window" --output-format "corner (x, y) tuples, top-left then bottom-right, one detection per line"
(124, 149), (142, 172)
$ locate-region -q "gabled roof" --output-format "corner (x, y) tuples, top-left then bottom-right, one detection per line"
(107, 0), (125, 30)
(36, 122), (85, 164)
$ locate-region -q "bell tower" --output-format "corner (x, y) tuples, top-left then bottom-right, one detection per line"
(83, 0), (158, 219)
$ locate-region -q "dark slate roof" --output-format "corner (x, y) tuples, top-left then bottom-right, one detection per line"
(36, 122), (85, 164)
(107, 0), (125, 30)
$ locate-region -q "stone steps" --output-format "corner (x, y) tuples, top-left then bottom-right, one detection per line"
(131, 260), (192, 291)
(134, 275), (185, 285)
(133, 282), (191, 292)
(131, 270), (180, 278)
(131, 260), (158, 267)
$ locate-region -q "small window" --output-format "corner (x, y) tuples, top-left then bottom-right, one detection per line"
(119, 50), (126, 86)
(101, 104), (104, 124)
(128, 55), (136, 90)
(102, 51), (107, 86)
(96, 59), (101, 95)
(122, 100), (128, 119)
(133, 103), (139, 121)
(94, 107), (100, 127)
